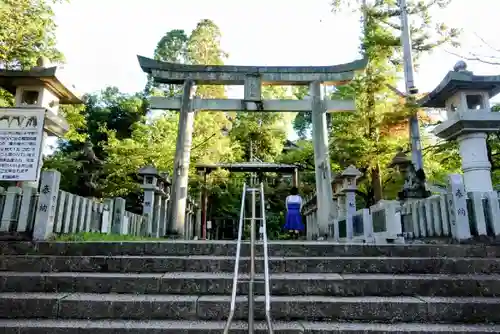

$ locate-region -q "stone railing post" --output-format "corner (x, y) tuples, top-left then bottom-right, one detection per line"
(111, 197), (126, 235)
(32, 170), (61, 240)
(102, 198), (114, 234)
(484, 191), (500, 236)
(0, 186), (22, 232)
(158, 193), (168, 237)
(152, 191), (162, 238)
(447, 174), (471, 241)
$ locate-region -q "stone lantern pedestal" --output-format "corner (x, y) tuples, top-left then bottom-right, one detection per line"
(338, 165), (362, 240)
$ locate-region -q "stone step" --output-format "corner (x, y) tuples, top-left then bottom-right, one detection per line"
(2, 271), (500, 297)
(3, 255), (500, 274)
(2, 241), (499, 258)
(1, 293), (500, 323)
(2, 319), (500, 333)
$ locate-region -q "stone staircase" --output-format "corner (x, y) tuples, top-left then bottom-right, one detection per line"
(1, 241), (500, 333)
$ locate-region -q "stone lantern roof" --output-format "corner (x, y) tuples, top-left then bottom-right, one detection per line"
(418, 61), (500, 108)
(0, 58), (82, 105)
(340, 165), (362, 178)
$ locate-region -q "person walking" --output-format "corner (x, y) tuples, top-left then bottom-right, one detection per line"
(283, 187), (304, 239)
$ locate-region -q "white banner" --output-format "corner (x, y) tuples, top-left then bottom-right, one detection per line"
(0, 109), (45, 182)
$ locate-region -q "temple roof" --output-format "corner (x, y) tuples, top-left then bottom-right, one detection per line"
(0, 66), (82, 104)
(419, 70), (500, 108)
(138, 55), (368, 85)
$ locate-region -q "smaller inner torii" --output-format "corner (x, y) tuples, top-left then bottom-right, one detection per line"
(195, 162), (301, 240)
(138, 56), (367, 238)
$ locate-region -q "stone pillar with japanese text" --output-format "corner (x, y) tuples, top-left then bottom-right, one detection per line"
(447, 174), (471, 241)
(32, 170), (61, 240)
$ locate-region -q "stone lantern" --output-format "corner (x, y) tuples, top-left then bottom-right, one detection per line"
(340, 165), (362, 191)
(0, 56), (81, 185)
(419, 61), (500, 192)
(339, 165), (362, 239)
(138, 166), (161, 236)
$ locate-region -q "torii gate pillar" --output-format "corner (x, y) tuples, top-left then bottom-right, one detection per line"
(310, 81), (335, 237)
(169, 79), (195, 236)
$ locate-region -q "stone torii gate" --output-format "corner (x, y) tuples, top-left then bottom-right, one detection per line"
(138, 55), (366, 238)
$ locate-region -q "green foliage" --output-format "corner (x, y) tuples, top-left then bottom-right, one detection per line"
(58, 104), (88, 143)
(43, 88), (148, 200)
(325, 0), (459, 205)
(0, 0), (65, 106)
(292, 86), (311, 138)
(0, 0), (65, 70)
(154, 29), (188, 63)
(39, 4), (466, 238)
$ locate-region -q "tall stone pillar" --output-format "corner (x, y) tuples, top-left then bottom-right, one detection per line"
(196, 190), (202, 239)
(152, 191), (162, 238)
(199, 169), (209, 239)
(158, 195), (165, 237)
(161, 195), (169, 237)
(169, 79), (195, 238)
(310, 81), (334, 236)
(292, 168), (299, 187)
(144, 190), (155, 236)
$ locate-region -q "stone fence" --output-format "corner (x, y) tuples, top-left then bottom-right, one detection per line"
(0, 169), (197, 241)
(303, 173), (500, 243)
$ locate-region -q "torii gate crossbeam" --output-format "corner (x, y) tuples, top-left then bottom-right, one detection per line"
(138, 55), (367, 239)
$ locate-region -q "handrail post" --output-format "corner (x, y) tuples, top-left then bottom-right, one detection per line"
(248, 188), (256, 334)
(223, 183), (247, 334)
(260, 183), (274, 334)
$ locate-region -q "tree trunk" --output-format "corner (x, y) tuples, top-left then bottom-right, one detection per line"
(370, 163), (383, 203)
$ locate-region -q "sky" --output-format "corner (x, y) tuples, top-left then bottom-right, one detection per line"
(52, 0), (500, 99)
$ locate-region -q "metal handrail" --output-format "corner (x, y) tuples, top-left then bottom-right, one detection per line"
(223, 183), (247, 334)
(260, 182), (274, 334)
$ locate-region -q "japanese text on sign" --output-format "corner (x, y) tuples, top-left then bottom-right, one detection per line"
(0, 110), (44, 181)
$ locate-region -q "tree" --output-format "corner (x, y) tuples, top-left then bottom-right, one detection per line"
(43, 87), (148, 200)
(145, 29), (189, 97)
(154, 29), (188, 63)
(0, 0), (64, 70)
(0, 0), (66, 106)
(103, 20), (237, 214)
(291, 86), (312, 139)
(329, 0), (460, 205)
(230, 86), (293, 162)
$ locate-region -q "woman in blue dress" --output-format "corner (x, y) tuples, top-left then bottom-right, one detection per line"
(283, 187), (304, 239)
